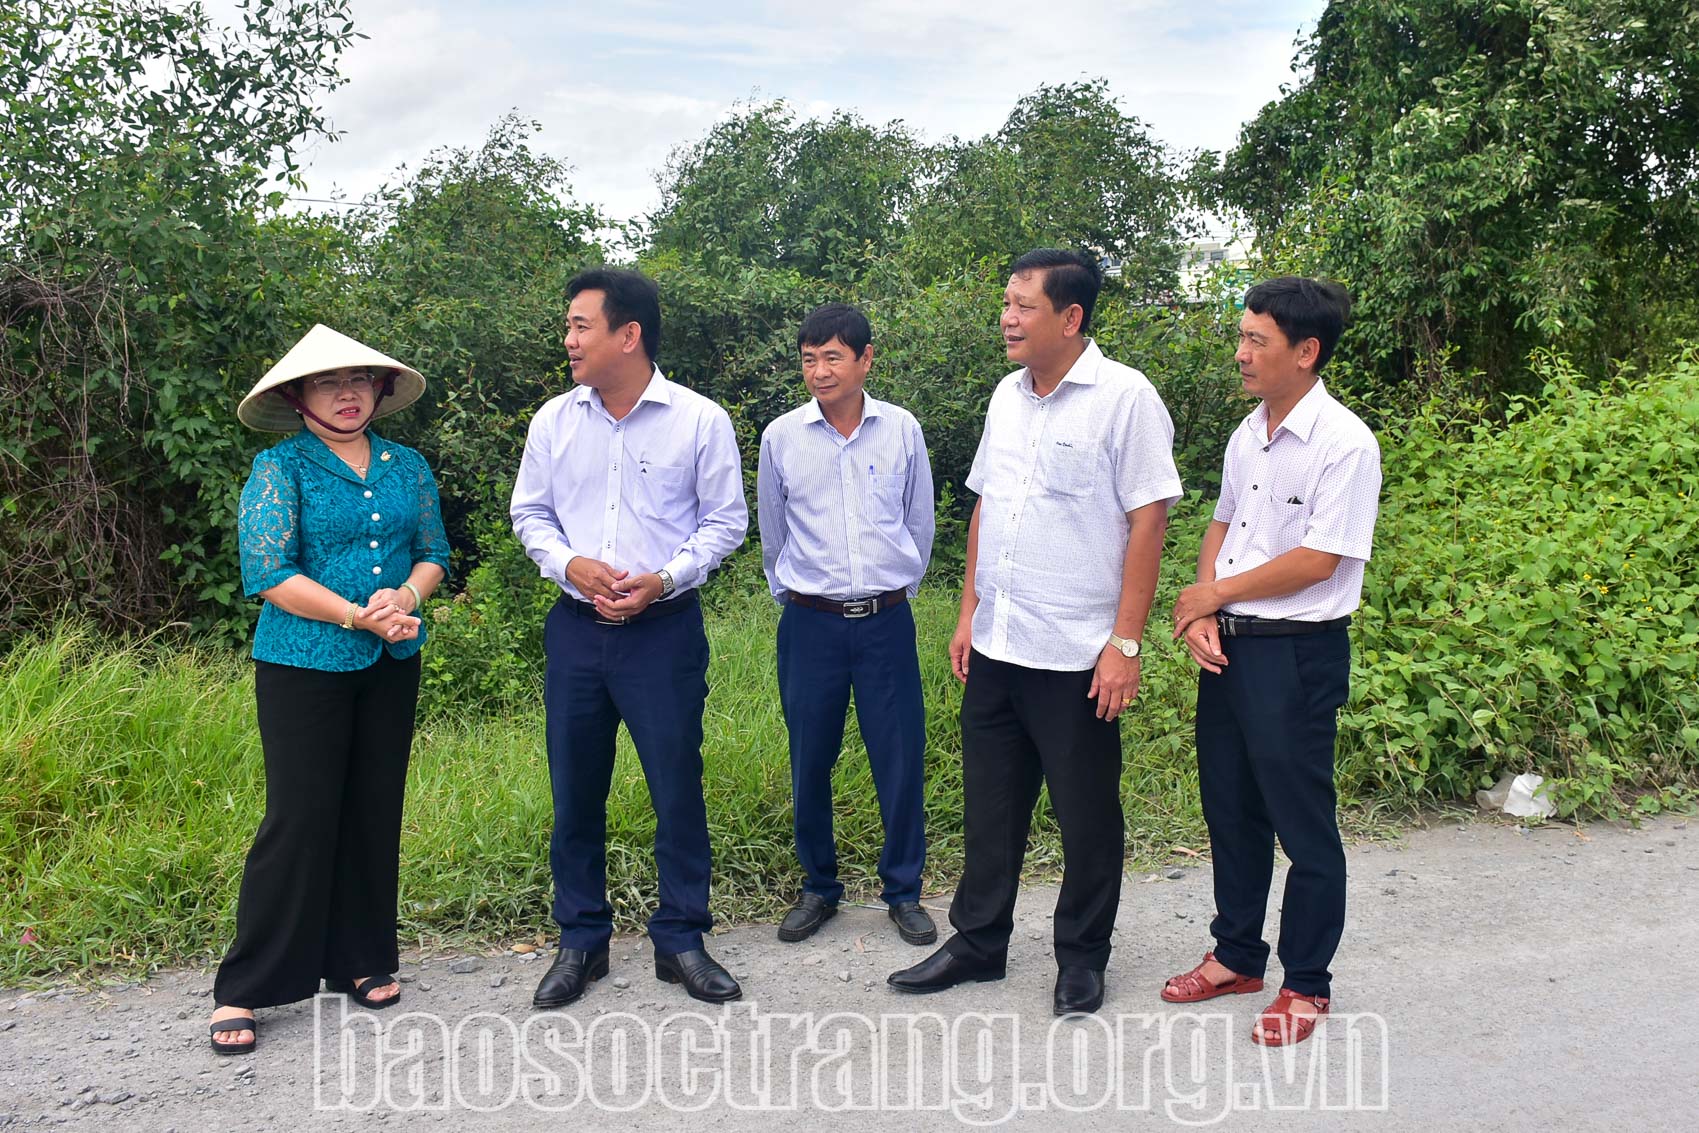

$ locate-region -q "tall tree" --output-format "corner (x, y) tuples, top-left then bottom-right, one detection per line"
(646, 102), (931, 284)
(1211, 0), (1699, 390)
(904, 80), (1189, 300)
(0, 0), (357, 637)
(334, 114), (604, 548)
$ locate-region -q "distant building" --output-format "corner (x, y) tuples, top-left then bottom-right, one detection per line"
(1178, 237), (1253, 303)
(1098, 236), (1255, 306)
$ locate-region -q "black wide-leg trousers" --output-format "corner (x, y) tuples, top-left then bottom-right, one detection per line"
(214, 652), (420, 1009)
(1196, 628), (1349, 999)
(946, 650), (1124, 971)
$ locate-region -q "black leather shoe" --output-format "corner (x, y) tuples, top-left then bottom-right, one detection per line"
(655, 948), (742, 1003)
(532, 946), (609, 1009)
(887, 901), (937, 945)
(777, 893), (838, 942)
(887, 945), (1005, 994)
(1053, 966), (1105, 1015)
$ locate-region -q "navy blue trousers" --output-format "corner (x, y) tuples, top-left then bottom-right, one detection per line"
(544, 594), (712, 955)
(776, 600), (927, 906)
(1196, 628), (1350, 998)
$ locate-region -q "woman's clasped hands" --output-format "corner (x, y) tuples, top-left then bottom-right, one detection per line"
(357, 587), (421, 641)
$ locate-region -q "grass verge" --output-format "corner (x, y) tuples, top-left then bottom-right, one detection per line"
(1, 594), (1218, 980)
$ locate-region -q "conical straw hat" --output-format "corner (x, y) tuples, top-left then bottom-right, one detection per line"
(238, 324), (426, 431)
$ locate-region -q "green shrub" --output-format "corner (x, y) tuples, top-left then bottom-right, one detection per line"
(1339, 348), (1699, 814)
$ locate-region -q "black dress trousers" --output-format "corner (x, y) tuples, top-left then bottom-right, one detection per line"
(214, 651), (420, 1009)
(946, 650), (1124, 971)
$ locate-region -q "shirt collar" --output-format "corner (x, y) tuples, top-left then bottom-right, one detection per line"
(637, 366), (674, 406)
(577, 365), (674, 417)
(1020, 339), (1102, 397)
(1252, 379), (1331, 444)
(802, 392), (883, 428)
(292, 426), (394, 485)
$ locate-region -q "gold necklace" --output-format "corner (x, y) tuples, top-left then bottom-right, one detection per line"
(336, 439), (372, 477)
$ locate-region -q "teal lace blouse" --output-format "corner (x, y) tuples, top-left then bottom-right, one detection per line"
(239, 429), (451, 671)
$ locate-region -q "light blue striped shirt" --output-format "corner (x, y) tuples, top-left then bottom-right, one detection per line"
(757, 394), (935, 603)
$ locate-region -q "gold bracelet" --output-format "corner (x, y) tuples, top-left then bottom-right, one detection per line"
(342, 602), (357, 630)
(400, 581), (424, 612)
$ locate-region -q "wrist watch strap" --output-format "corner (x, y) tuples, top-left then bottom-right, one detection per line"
(1107, 632), (1141, 658)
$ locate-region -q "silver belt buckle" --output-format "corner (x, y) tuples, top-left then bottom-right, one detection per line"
(841, 599), (874, 619)
(1218, 614), (1240, 637)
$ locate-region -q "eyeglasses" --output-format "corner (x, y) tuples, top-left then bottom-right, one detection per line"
(308, 373), (376, 395)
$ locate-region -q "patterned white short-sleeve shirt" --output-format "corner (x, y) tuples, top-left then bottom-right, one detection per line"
(1211, 379), (1381, 621)
(967, 341), (1183, 671)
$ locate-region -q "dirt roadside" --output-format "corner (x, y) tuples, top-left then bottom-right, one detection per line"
(2, 814), (1695, 1131)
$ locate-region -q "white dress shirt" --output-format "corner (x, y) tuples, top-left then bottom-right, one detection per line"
(966, 340), (1183, 671)
(757, 393), (935, 603)
(1212, 379), (1381, 621)
(510, 367), (748, 600)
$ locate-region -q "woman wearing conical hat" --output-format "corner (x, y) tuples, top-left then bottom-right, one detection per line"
(208, 326), (450, 1055)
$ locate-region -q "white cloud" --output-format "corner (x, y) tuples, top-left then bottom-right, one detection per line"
(258, 0), (1322, 223)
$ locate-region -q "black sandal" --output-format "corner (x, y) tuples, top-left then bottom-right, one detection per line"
(324, 974), (402, 1009)
(209, 1013), (257, 1055)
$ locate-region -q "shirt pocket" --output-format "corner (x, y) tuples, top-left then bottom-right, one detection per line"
(1255, 488), (1310, 558)
(866, 471), (907, 522)
(633, 462), (691, 519)
(1041, 443), (1097, 497)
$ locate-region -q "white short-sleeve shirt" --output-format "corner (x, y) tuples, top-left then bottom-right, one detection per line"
(1212, 379), (1381, 621)
(966, 341), (1183, 671)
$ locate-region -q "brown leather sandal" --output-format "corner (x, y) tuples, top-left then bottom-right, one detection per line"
(1250, 988), (1330, 1046)
(1160, 951), (1265, 1003)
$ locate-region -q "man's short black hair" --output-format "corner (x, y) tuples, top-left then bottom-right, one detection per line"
(797, 302), (872, 356)
(1010, 248), (1103, 334)
(567, 267), (661, 363)
(1243, 277), (1352, 373)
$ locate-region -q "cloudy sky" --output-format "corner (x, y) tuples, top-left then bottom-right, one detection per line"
(262, 0), (1326, 225)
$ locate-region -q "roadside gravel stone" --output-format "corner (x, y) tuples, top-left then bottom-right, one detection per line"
(0, 817), (1693, 1130)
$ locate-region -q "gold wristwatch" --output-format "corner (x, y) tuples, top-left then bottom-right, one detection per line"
(1107, 633), (1141, 658)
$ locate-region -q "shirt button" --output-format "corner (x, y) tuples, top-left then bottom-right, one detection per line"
(1262, 446), (1270, 452)
(371, 566), (382, 575)
(1240, 522), (1246, 528)
(609, 503), (616, 510)
(371, 512), (381, 521)
(1228, 558), (1235, 564)
(363, 490), (373, 499)
(369, 540), (379, 549)
(1251, 485), (1258, 491)
(380, 452), (391, 461)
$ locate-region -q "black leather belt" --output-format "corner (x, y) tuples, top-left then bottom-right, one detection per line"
(566, 590), (698, 626)
(788, 590), (907, 619)
(1217, 613), (1351, 637)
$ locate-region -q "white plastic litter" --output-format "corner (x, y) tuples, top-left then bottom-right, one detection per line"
(1475, 772), (1556, 818)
